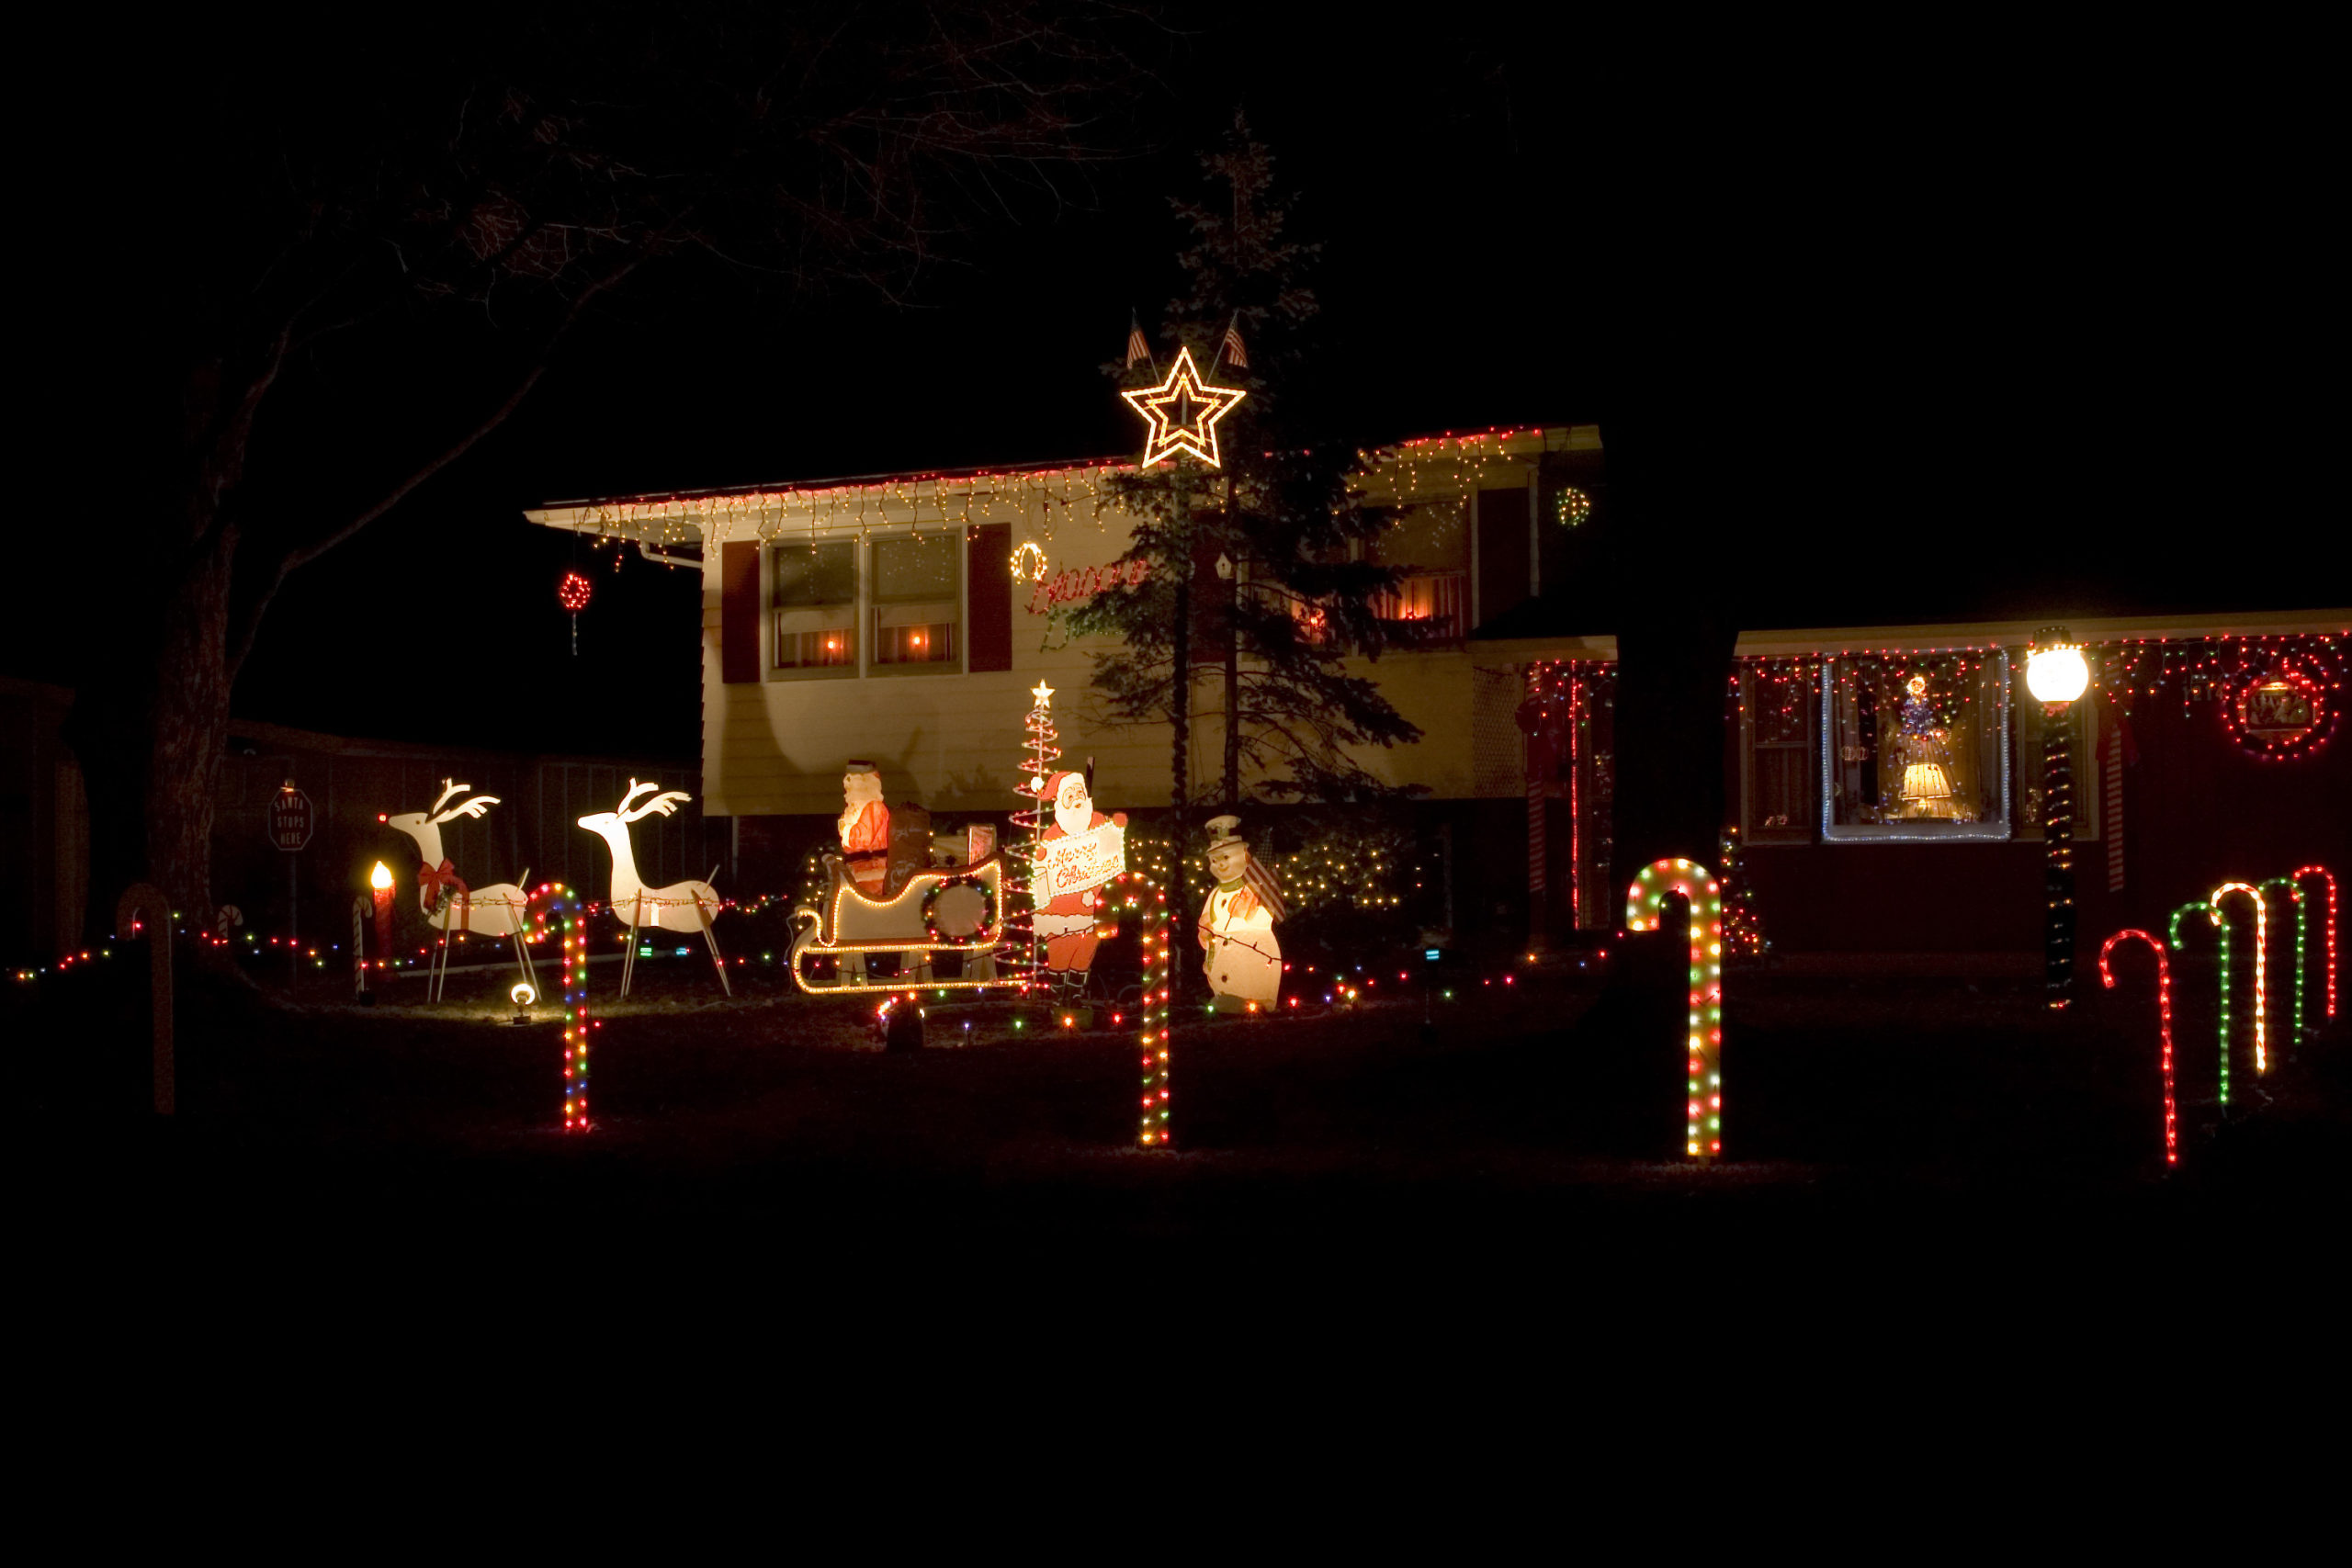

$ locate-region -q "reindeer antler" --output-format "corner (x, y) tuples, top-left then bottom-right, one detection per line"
(430, 785), (501, 825)
(620, 788), (693, 823)
(431, 779), (471, 814)
(616, 779), (660, 816)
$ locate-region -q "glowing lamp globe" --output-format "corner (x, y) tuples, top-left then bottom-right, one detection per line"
(510, 981), (537, 1007)
(2027, 641), (2090, 705)
(369, 861), (394, 891)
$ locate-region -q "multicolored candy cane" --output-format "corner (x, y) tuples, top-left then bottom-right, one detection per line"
(1102, 870), (1175, 1149)
(2211, 882), (2269, 1075)
(2262, 876), (2309, 1050)
(2099, 930), (2178, 1168)
(1626, 858), (1725, 1159)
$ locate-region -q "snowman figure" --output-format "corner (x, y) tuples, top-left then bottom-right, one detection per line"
(1198, 814), (1284, 1011)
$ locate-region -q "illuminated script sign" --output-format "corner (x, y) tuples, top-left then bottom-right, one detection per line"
(1040, 820), (1126, 896)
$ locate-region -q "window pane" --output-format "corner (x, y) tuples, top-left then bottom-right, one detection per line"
(775, 543), (856, 606)
(1369, 500), (1467, 571)
(873, 620), (955, 664)
(1824, 652), (2011, 840)
(875, 536), (956, 600)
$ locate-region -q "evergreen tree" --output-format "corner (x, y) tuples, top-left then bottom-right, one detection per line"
(1067, 115), (1423, 869)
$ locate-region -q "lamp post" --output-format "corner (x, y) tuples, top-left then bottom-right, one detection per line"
(2027, 628), (2090, 1009)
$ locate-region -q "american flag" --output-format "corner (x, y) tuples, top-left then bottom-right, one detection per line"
(1125, 312), (1149, 369)
(1243, 852), (1285, 924)
(1221, 315), (1249, 369)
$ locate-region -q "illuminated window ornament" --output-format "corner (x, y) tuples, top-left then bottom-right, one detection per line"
(1120, 345), (1247, 469)
(2098, 930), (2178, 1167)
(1625, 858), (1726, 1159)
(2225, 660), (2333, 759)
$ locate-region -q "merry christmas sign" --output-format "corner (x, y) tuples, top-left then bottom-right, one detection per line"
(1040, 819), (1126, 896)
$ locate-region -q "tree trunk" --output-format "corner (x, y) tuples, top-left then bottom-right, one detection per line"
(65, 530), (238, 939)
(1222, 560), (1240, 811)
(1167, 467), (1191, 984)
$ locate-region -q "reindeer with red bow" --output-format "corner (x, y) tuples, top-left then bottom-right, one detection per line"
(381, 779), (537, 1002)
(577, 779), (730, 998)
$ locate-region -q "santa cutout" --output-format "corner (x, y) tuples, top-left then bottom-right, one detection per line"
(840, 761), (890, 894)
(1031, 769), (1126, 974)
(1199, 814), (1284, 1010)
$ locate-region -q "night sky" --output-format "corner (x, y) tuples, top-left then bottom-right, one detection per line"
(27, 7), (2330, 761)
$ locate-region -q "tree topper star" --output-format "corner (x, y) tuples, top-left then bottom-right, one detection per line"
(1121, 345), (1247, 468)
(1031, 681), (1055, 706)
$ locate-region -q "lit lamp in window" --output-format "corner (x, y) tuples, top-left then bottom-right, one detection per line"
(2026, 628), (2090, 1009)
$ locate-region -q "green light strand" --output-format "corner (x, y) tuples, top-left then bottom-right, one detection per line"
(2265, 878), (2308, 1049)
(2169, 900), (2226, 1108)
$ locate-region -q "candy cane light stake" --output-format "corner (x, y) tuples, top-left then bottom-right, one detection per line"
(2262, 877), (2309, 1051)
(533, 883), (593, 1132)
(2099, 930), (2178, 1168)
(2211, 882), (2269, 1075)
(2168, 900), (2229, 1108)
(2290, 864), (2336, 1020)
(1627, 858), (1725, 1159)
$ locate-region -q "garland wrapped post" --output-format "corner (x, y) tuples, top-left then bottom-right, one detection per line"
(1626, 858), (1725, 1160)
(2211, 882), (2269, 1075)
(1102, 869), (1175, 1148)
(2291, 864), (2337, 1021)
(2100, 930), (2179, 1168)
(534, 884), (593, 1132)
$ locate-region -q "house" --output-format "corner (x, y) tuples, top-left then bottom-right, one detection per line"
(526, 430), (2347, 969)
(523, 425), (1611, 922)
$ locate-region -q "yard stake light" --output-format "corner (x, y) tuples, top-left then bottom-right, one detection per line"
(2167, 901), (2229, 1108)
(1625, 858), (1725, 1159)
(2211, 882), (2269, 1074)
(2290, 864), (2337, 1019)
(2262, 877), (2309, 1050)
(369, 861), (395, 983)
(2027, 628), (2090, 1009)
(2099, 930), (2178, 1167)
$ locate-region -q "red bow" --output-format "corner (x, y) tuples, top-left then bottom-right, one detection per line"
(418, 860), (469, 913)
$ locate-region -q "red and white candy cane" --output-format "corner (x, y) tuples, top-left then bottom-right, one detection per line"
(2099, 930), (2177, 1168)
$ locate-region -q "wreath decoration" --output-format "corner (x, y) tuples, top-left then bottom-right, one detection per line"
(2224, 660), (2335, 761)
(922, 874), (998, 943)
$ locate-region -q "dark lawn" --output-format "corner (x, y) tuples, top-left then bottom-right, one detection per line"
(20, 947), (2348, 1311)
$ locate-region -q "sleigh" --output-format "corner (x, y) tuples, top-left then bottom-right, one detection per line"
(787, 850), (1011, 994)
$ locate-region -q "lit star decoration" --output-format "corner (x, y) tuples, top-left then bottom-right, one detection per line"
(1121, 345), (1247, 469)
(1031, 680), (1054, 707)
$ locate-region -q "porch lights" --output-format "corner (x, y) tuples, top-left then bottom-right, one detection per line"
(2029, 628), (2085, 1008)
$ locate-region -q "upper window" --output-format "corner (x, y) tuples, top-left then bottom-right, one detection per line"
(871, 536), (959, 668)
(1821, 651), (2012, 840)
(1368, 499), (1469, 638)
(772, 542), (857, 671)
(1739, 666), (1813, 842)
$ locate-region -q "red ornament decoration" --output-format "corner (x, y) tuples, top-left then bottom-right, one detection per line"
(2225, 660), (2331, 759)
(559, 570), (594, 613)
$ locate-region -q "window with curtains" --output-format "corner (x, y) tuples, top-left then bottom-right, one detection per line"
(771, 542), (857, 671)
(1739, 666), (1814, 841)
(1367, 498), (1469, 640)
(1820, 650), (2013, 840)
(870, 535), (959, 669)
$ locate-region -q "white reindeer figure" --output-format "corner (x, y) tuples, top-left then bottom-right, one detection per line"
(382, 779), (537, 1002)
(577, 779), (730, 998)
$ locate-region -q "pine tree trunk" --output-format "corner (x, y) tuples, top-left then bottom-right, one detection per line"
(1222, 562), (1240, 811)
(1167, 467), (1191, 982)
